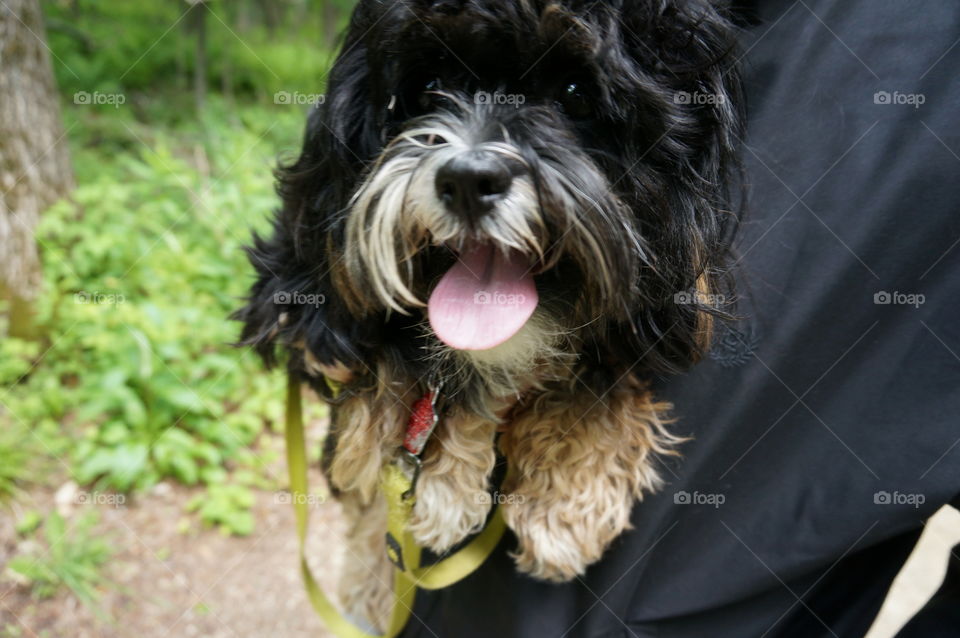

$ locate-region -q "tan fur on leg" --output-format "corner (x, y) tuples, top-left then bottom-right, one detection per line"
(329, 388), (410, 505)
(408, 409), (499, 552)
(337, 494), (394, 632)
(499, 375), (682, 582)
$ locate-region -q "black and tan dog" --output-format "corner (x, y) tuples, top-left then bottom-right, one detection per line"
(237, 0), (743, 629)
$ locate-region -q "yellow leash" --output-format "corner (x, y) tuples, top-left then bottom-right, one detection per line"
(285, 375), (507, 638)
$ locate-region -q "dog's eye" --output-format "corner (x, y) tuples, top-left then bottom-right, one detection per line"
(419, 79), (452, 112)
(557, 82), (592, 119)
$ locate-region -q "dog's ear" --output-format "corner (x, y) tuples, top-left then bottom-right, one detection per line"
(616, 0), (745, 374)
(234, 9), (392, 380)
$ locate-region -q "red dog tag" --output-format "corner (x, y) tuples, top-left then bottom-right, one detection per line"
(403, 390), (438, 456)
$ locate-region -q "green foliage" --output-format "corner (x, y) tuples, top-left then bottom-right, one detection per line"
(0, 96), (322, 528)
(0, 423), (37, 502)
(15, 510), (44, 536)
(0, 1), (340, 545)
(187, 483), (256, 536)
(0, 338), (41, 386)
(0, 99), (302, 496)
(6, 512), (113, 605)
(43, 0), (347, 102)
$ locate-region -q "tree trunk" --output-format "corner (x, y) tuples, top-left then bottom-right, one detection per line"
(0, 0), (74, 339)
(190, 0), (208, 112)
(258, 0), (279, 37)
(324, 1), (340, 46)
(221, 53), (233, 104)
(236, 0), (251, 33)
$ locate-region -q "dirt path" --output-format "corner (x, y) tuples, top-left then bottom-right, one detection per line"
(0, 422), (341, 638)
(0, 476), (339, 638)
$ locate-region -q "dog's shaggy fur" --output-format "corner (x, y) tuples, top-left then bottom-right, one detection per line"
(237, 0), (742, 629)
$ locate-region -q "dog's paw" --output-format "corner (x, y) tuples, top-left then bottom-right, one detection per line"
(498, 380), (675, 582)
(407, 477), (492, 553)
(510, 531), (590, 582)
(502, 494), (617, 582)
(406, 411), (498, 553)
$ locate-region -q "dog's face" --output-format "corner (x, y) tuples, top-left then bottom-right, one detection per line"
(239, 0), (742, 399)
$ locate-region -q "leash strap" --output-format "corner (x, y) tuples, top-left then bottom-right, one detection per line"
(285, 374), (507, 638)
(381, 463), (508, 591)
(286, 375), (413, 638)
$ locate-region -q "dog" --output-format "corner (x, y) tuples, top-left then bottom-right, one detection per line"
(236, 0), (743, 629)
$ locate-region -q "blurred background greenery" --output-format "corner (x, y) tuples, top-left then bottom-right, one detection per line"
(0, 1), (354, 630)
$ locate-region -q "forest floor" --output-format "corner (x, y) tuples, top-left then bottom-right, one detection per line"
(1, 435), (957, 638)
(0, 423), (336, 638)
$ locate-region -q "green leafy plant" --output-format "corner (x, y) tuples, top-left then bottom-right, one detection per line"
(14, 510), (44, 536)
(187, 483), (256, 536)
(0, 99), (299, 497)
(6, 512), (113, 605)
(43, 0), (337, 101)
(0, 424), (36, 502)
(0, 2), (338, 537)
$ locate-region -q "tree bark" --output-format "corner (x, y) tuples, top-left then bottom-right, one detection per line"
(324, 1), (340, 46)
(0, 0), (74, 339)
(258, 0), (280, 37)
(236, 0), (251, 33)
(190, 0), (208, 112)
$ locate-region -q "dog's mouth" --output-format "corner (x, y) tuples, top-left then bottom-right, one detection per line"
(427, 242), (539, 351)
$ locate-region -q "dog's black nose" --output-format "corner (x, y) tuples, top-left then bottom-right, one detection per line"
(435, 151), (513, 224)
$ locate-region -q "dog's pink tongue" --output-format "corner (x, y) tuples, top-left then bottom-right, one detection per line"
(428, 244), (538, 351)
